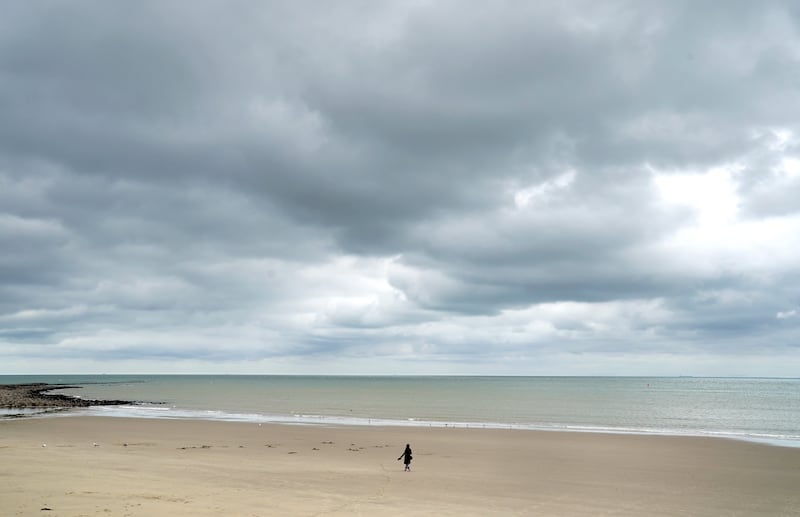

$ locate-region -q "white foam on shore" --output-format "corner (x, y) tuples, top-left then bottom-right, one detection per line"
(65, 404), (800, 448)
(0, 408), (55, 417)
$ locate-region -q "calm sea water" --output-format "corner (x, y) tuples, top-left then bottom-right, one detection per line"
(2, 375), (799, 447)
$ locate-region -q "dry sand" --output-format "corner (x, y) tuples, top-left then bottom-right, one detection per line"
(1, 416), (799, 516)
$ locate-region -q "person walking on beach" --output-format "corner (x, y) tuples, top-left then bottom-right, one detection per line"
(398, 444), (412, 471)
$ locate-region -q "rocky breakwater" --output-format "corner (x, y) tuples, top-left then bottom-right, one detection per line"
(0, 383), (131, 409)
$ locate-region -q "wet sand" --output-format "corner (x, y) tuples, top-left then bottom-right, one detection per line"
(1, 416), (799, 516)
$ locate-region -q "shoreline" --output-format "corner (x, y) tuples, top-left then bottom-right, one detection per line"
(2, 415), (799, 515)
(35, 404), (800, 450)
(8, 404), (800, 450)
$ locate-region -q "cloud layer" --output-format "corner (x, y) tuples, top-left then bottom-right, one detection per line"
(2, 0), (800, 375)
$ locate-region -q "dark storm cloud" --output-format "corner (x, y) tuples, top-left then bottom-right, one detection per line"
(2, 1), (800, 373)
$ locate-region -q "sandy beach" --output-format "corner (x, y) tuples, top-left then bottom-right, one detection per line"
(1, 417), (799, 516)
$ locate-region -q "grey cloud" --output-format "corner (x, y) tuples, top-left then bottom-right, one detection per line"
(2, 1), (800, 373)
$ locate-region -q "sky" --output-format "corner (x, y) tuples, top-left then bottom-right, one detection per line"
(2, 1), (800, 376)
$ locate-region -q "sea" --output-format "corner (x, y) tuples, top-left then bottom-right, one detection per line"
(2, 375), (799, 448)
